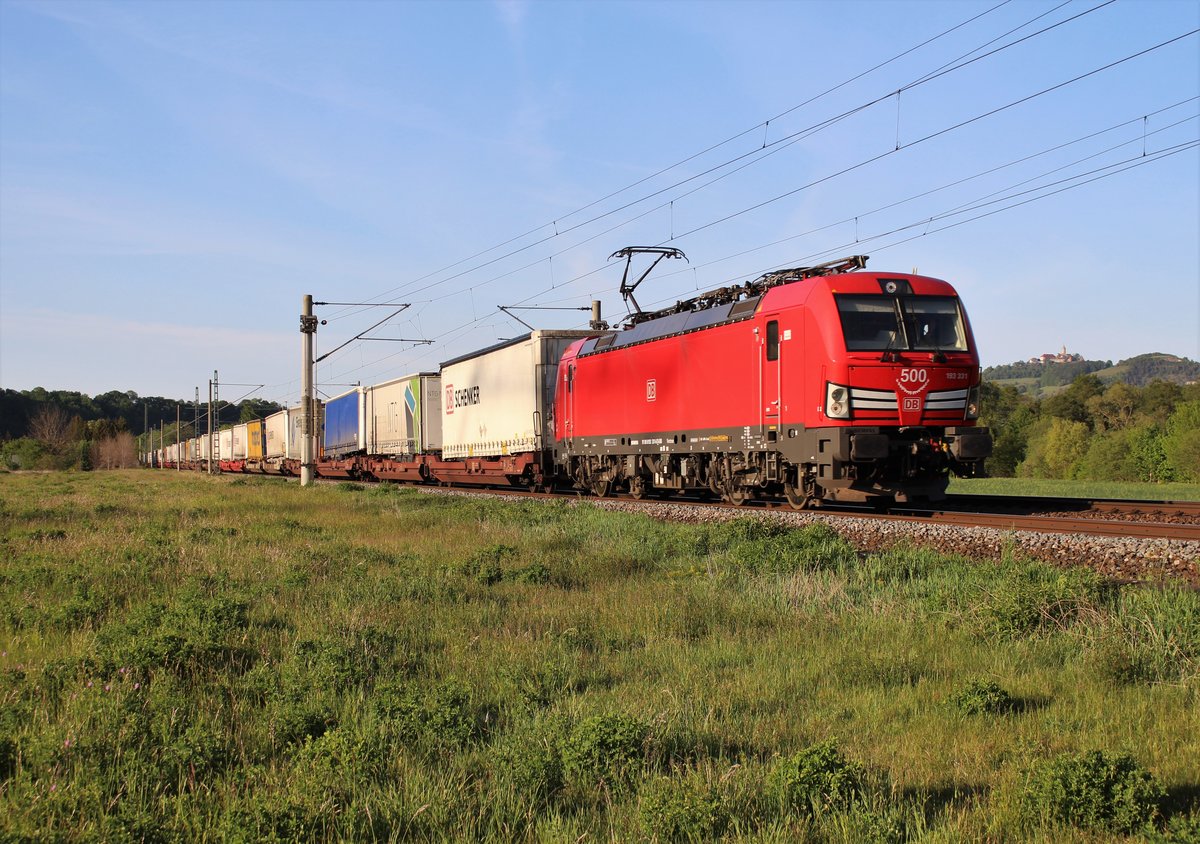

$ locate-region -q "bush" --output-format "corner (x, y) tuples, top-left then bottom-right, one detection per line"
(561, 713), (650, 791)
(970, 564), (1109, 638)
(460, 543), (516, 586)
(1022, 749), (1164, 834)
(709, 519), (853, 576)
(0, 734), (15, 780)
(638, 774), (729, 842)
(374, 678), (481, 750)
(766, 739), (865, 817)
(951, 679), (1015, 715)
(495, 720), (567, 804)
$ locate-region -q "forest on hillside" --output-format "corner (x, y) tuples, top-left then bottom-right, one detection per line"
(0, 388), (282, 471)
(981, 376), (1200, 482)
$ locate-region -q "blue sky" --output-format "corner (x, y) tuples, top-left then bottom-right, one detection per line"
(1, 0), (1197, 404)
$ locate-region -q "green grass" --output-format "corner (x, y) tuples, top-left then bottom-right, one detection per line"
(1, 470), (1198, 842)
(949, 476), (1200, 502)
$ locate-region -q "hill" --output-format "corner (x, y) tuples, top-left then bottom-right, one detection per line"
(983, 353), (1200, 397)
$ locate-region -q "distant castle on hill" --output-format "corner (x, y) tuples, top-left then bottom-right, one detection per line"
(1029, 345), (1084, 365)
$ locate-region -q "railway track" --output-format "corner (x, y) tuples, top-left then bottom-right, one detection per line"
(882, 495), (1200, 541)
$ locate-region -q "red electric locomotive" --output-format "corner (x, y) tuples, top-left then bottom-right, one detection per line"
(554, 252), (992, 507)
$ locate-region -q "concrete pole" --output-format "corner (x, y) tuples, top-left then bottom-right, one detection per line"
(301, 294), (317, 487)
(176, 405), (181, 471)
(590, 300), (603, 330)
(208, 379), (214, 474)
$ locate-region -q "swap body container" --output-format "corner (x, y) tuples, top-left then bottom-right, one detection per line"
(246, 420), (265, 460)
(365, 373), (442, 457)
(324, 388), (366, 458)
(265, 410), (288, 459)
(440, 330), (592, 460)
(231, 424), (248, 460)
(288, 403), (324, 458)
(218, 429), (234, 461)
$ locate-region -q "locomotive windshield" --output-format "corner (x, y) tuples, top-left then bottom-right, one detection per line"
(836, 294), (967, 352)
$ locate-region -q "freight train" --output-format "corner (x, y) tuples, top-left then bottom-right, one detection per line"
(147, 255), (992, 507)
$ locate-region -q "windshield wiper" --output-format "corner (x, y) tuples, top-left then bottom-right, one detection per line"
(880, 299), (905, 362)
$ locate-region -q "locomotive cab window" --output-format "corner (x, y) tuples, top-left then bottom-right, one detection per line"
(766, 320), (779, 361)
(836, 294), (967, 352)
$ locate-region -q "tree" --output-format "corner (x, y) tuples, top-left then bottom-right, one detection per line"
(1075, 428), (1142, 481)
(1138, 380), (1182, 425)
(1041, 375), (1105, 425)
(1019, 418), (1091, 479)
(1162, 400), (1200, 482)
(28, 405), (73, 454)
(980, 382), (1039, 477)
(1130, 425), (1173, 482)
(1085, 383), (1139, 432)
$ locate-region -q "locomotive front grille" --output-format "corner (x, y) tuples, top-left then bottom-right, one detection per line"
(848, 387), (897, 411)
(849, 387), (969, 412)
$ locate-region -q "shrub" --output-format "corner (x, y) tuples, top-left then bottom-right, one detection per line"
(638, 774), (729, 842)
(461, 543), (517, 586)
(970, 564), (1109, 638)
(766, 740), (865, 817)
(951, 679), (1016, 715)
(1086, 588), (1199, 685)
(712, 520), (854, 576)
(0, 735), (15, 780)
(91, 590), (252, 676)
(271, 701), (332, 747)
(511, 561), (551, 585)
(495, 720), (567, 804)
(1022, 749), (1164, 834)
(561, 713), (650, 790)
(374, 678), (481, 750)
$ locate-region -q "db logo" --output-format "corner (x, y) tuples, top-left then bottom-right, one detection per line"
(445, 385), (454, 414)
(646, 379), (657, 402)
(903, 397), (923, 412)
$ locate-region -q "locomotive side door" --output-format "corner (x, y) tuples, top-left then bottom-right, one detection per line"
(564, 363), (576, 447)
(761, 317), (781, 437)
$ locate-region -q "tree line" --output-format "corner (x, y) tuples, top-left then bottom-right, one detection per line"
(0, 388), (282, 471)
(980, 376), (1200, 482)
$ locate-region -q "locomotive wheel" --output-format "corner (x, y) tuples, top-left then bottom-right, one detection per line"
(591, 478), (612, 498)
(784, 483), (813, 510)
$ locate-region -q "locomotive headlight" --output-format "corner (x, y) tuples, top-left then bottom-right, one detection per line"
(966, 385), (980, 420)
(825, 382), (851, 419)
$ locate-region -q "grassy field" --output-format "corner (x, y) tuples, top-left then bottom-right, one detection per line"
(1, 470), (1197, 842)
(949, 476), (1200, 502)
